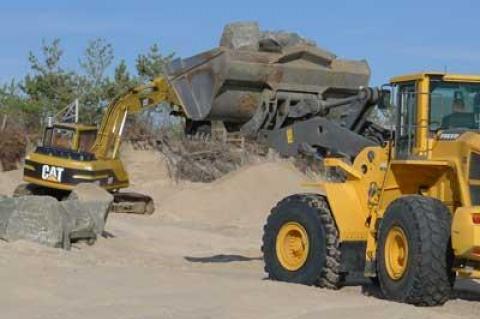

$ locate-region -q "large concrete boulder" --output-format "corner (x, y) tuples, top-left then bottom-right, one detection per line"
(67, 183), (113, 236)
(220, 21), (261, 50)
(0, 184), (113, 249)
(261, 31), (316, 49)
(219, 21), (318, 52)
(0, 196), (67, 248)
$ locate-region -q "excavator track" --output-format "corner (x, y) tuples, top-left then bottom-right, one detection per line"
(111, 192), (155, 215)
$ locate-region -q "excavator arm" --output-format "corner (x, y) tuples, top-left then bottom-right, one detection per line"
(91, 77), (180, 159)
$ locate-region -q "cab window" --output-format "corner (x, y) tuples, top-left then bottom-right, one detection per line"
(430, 81), (480, 130)
(44, 128), (75, 150)
(78, 130), (97, 152)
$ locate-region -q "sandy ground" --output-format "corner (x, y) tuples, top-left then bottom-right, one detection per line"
(2, 148), (480, 318)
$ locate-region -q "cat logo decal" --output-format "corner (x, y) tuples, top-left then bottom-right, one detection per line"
(41, 165), (65, 183)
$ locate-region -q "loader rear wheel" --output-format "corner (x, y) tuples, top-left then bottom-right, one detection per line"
(377, 195), (454, 306)
(262, 194), (343, 289)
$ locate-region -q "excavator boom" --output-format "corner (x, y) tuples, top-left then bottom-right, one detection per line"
(91, 77), (180, 159)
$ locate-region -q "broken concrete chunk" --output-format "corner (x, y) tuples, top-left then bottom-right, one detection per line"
(61, 200), (107, 238)
(219, 21), (319, 52)
(0, 185), (113, 249)
(61, 200), (97, 238)
(67, 183), (113, 203)
(67, 183), (113, 235)
(261, 31), (316, 49)
(1, 196), (67, 248)
(0, 196), (17, 236)
(220, 21), (261, 50)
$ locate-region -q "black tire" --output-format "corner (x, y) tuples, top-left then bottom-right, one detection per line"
(184, 120), (212, 137)
(262, 194), (343, 288)
(377, 195), (454, 306)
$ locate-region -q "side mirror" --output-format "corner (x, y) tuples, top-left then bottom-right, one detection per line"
(378, 86), (392, 109)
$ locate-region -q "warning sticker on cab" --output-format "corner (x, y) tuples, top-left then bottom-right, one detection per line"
(286, 127), (294, 144)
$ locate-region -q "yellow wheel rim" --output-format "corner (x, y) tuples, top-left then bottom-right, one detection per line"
(384, 226), (409, 280)
(276, 222), (310, 271)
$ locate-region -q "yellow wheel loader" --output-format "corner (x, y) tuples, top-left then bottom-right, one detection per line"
(261, 72), (480, 306)
(168, 46), (469, 305)
(17, 78), (181, 214)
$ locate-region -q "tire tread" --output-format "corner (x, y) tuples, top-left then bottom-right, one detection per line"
(262, 193), (343, 289)
(378, 195), (453, 306)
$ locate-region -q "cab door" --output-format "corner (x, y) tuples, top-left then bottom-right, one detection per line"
(395, 82), (418, 159)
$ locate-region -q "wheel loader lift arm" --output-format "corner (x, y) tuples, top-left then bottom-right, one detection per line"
(90, 77), (181, 159)
(260, 87), (390, 159)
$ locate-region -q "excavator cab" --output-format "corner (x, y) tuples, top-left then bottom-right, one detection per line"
(42, 123), (98, 154)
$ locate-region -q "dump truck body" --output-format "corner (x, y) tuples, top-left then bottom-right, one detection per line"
(167, 46), (370, 126)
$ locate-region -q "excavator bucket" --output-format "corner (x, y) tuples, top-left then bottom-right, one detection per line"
(166, 46), (371, 127)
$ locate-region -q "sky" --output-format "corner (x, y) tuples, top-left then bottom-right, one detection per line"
(0, 0), (479, 86)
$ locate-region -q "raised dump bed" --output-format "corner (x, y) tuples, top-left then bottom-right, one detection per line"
(166, 45), (371, 128)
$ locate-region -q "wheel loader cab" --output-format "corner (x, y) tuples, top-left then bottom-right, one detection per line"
(388, 72), (480, 160)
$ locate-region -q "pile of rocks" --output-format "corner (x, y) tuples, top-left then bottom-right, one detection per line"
(0, 183), (113, 249)
(220, 21), (319, 52)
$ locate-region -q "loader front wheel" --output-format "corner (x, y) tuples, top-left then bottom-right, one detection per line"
(377, 195), (454, 306)
(262, 194), (343, 288)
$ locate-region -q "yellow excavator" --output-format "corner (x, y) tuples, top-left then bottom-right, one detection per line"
(262, 72), (480, 306)
(15, 77), (181, 214)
